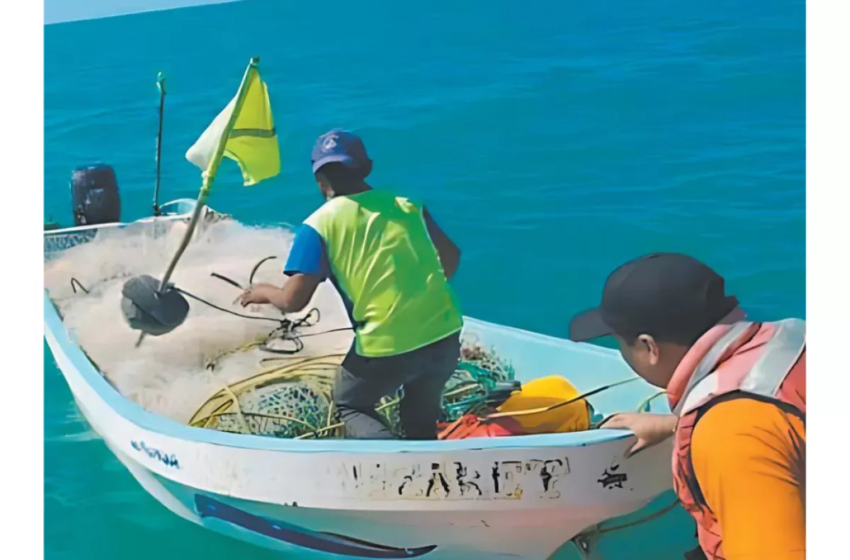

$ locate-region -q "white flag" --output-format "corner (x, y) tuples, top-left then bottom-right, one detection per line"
(185, 98), (237, 174)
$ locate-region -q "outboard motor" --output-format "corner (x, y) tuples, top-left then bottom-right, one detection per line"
(71, 164), (121, 226)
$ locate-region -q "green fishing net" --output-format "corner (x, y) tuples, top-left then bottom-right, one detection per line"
(190, 338), (517, 439)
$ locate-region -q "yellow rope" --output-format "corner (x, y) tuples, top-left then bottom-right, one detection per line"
(442, 383), (486, 399)
(216, 410), (320, 432)
(293, 395), (403, 440)
(483, 378), (638, 420)
(221, 385), (252, 434)
(192, 336), (650, 441)
(260, 352), (347, 365)
(189, 350), (347, 435)
(294, 423), (342, 439)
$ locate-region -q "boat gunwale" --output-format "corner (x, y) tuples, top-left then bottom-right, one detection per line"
(44, 216), (637, 456)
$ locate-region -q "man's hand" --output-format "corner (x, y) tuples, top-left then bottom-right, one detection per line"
(238, 275), (322, 313)
(240, 283), (279, 307)
(599, 413), (678, 457)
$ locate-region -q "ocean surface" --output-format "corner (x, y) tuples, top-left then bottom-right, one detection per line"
(44, 1), (805, 558)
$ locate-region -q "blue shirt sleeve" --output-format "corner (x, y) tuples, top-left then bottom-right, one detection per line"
(283, 224), (330, 280)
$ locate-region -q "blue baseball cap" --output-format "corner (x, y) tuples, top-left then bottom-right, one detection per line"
(311, 129), (372, 177)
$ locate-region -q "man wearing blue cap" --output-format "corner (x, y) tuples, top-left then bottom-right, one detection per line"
(241, 130), (464, 440)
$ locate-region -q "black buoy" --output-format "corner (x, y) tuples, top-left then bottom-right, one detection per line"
(71, 164), (122, 226)
(121, 275), (190, 336)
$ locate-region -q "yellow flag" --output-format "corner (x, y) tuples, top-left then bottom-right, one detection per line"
(186, 65), (280, 186)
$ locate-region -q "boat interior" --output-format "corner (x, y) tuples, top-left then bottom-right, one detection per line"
(44, 210), (670, 442)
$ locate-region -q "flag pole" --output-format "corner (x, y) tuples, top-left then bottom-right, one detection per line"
(160, 57), (259, 289)
(152, 72), (166, 217)
(136, 57), (260, 347)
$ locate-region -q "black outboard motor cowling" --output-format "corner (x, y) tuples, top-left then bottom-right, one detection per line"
(71, 164), (121, 226)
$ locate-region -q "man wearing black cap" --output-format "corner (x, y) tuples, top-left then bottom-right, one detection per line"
(569, 253), (805, 560)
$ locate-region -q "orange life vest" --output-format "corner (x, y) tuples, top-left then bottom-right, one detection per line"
(667, 319), (806, 560)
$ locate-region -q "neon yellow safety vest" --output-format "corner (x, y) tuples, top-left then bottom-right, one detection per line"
(304, 189), (463, 357)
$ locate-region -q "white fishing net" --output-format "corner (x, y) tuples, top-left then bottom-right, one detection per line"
(44, 216), (520, 439)
(44, 218), (353, 423)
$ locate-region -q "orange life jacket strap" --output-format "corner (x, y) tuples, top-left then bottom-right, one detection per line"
(673, 322), (758, 416)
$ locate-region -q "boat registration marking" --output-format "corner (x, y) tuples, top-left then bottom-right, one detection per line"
(130, 440), (180, 469)
(329, 457), (571, 501)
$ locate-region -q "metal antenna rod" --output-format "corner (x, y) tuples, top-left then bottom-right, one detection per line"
(152, 72), (166, 216)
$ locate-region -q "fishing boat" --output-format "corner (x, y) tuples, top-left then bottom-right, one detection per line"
(43, 59), (698, 560)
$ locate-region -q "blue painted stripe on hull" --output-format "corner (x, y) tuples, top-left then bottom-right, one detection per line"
(195, 495), (437, 558)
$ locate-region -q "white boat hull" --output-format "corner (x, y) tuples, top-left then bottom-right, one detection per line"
(44, 211), (698, 559)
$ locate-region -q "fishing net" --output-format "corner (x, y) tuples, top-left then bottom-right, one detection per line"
(188, 335), (518, 439)
(44, 216), (521, 438)
(190, 355), (343, 438)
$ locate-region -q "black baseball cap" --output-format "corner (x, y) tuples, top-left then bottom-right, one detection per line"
(569, 253), (740, 343)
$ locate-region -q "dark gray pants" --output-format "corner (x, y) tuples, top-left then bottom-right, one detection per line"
(333, 333), (461, 440)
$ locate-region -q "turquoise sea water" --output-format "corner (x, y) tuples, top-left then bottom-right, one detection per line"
(44, 1), (805, 558)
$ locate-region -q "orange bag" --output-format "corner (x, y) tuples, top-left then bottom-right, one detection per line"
(437, 414), (523, 440)
(437, 375), (591, 440)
